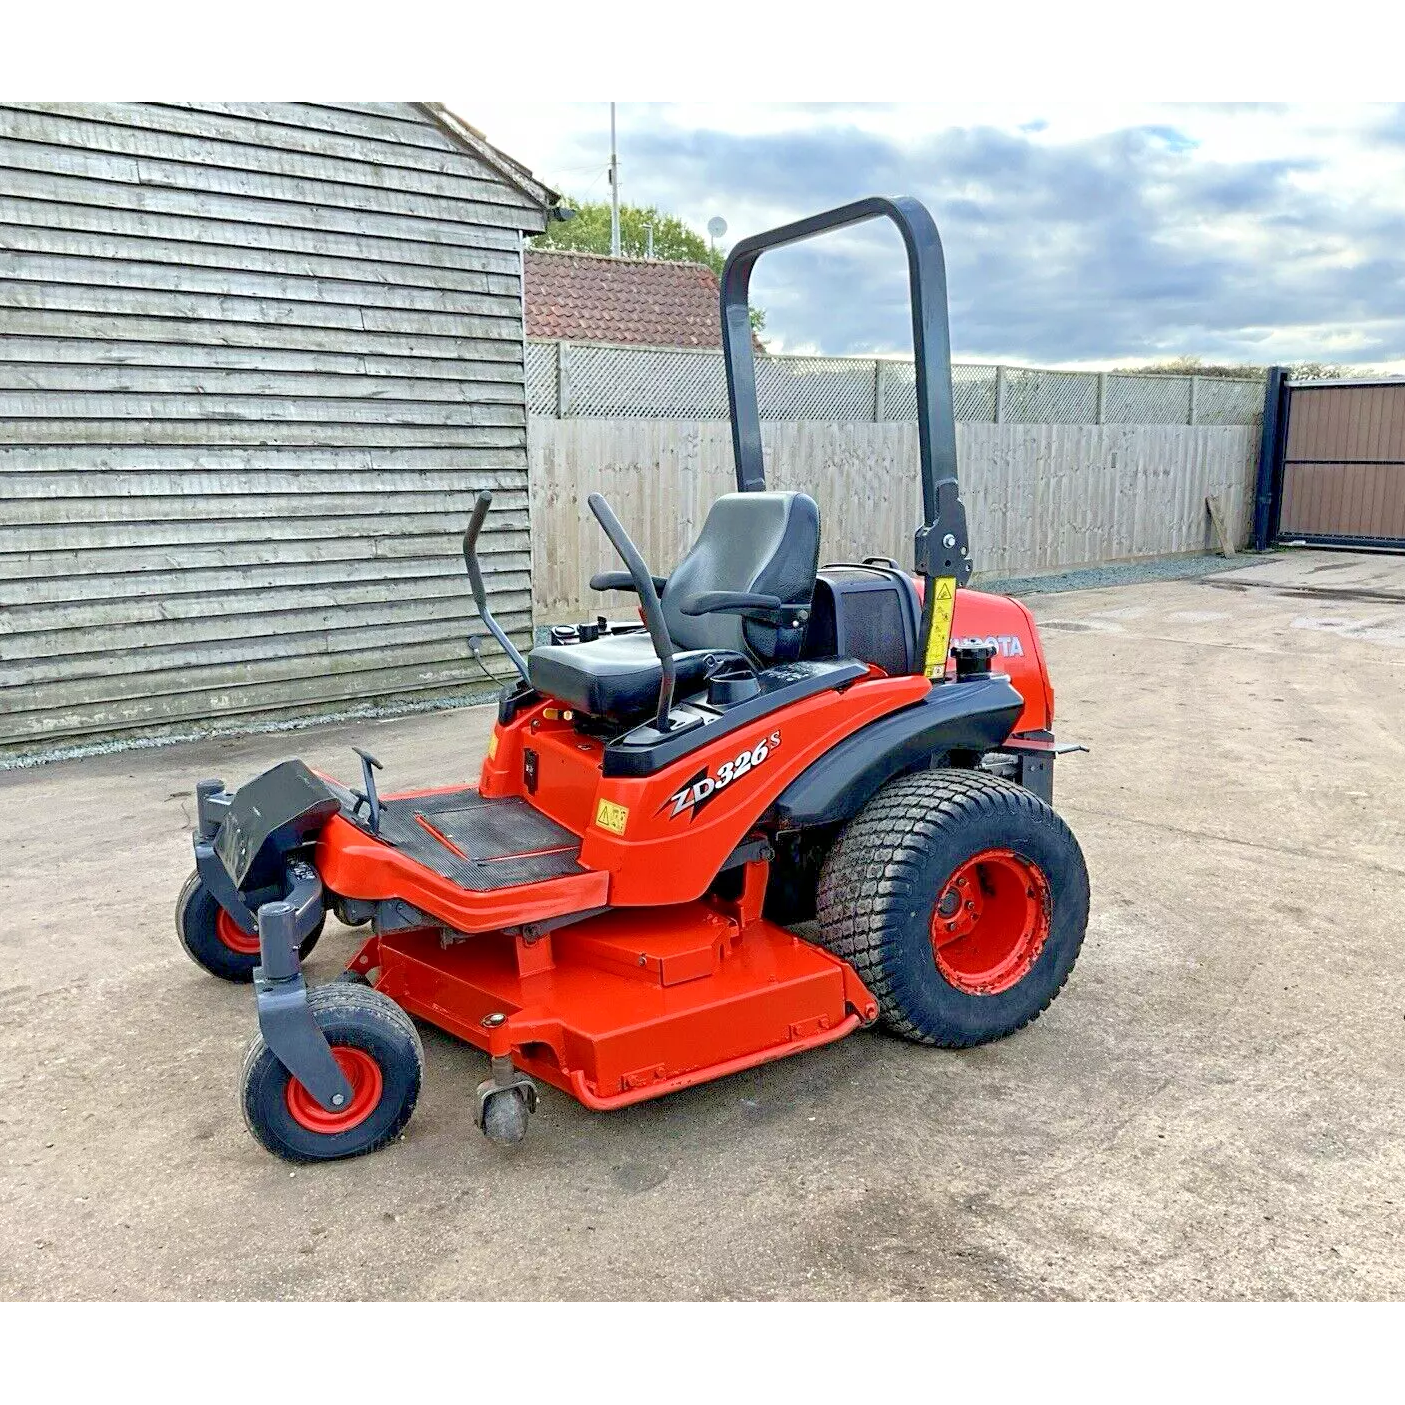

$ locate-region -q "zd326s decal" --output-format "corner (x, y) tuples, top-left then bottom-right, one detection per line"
(664, 731), (782, 821)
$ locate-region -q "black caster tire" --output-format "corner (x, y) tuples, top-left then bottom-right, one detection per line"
(239, 983), (423, 1163)
(481, 1088), (530, 1146)
(175, 870), (323, 984)
(816, 768), (1089, 1048)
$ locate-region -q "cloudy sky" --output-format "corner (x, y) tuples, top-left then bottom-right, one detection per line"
(455, 102), (1405, 371)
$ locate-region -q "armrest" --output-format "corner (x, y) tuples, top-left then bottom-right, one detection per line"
(678, 590), (790, 617)
(590, 570), (669, 595)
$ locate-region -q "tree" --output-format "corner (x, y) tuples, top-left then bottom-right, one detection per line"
(1115, 354), (1364, 381)
(534, 197), (766, 336)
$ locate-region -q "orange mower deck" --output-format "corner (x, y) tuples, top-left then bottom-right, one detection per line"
(348, 870), (877, 1111)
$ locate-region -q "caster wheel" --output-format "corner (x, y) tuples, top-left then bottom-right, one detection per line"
(480, 1088), (531, 1146)
(175, 870), (323, 984)
(240, 983), (423, 1163)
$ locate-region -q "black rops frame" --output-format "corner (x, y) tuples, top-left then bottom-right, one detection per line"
(719, 196), (973, 677)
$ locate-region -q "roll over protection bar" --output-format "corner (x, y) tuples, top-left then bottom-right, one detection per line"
(719, 196), (972, 677)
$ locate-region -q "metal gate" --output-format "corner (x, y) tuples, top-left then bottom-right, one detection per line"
(1254, 371), (1405, 550)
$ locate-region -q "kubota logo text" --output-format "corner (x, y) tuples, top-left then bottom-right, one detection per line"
(664, 732), (782, 821)
(953, 633), (1025, 658)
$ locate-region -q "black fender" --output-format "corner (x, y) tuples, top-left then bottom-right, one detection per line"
(773, 675), (1024, 829)
(211, 759), (344, 888)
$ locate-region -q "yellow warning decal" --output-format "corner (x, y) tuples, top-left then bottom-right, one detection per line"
(594, 798), (629, 836)
(487, 731), (499, 759)
(922, 576), (958, 678)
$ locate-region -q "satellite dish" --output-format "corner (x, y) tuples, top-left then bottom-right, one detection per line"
(707, 216), (728, 241)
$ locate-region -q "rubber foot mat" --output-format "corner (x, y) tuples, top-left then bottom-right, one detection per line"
(376, 788), (584, 892)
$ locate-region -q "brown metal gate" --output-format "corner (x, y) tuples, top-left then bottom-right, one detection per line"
(1275, 379), (1405, 549)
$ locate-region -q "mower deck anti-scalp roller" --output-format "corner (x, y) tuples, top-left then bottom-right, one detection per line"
(176, 195), (1090, 1163)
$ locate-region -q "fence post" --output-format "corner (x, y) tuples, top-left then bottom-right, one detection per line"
(556, 340), (572, 418)
(1188, 375), (1199, 426)
(1095, 372), (1107, 425)
(994, 364), (1007, 424)
(1252, 367), (1289, 551)
(872, 359), (885, 422)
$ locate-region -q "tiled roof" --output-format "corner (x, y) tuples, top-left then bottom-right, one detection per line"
(524, 248), (724, 348)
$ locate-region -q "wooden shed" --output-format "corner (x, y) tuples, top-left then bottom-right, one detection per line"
(0, 102), (558, 756)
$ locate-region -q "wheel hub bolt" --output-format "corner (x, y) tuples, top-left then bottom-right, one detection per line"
(331, 1093), (345, 1106)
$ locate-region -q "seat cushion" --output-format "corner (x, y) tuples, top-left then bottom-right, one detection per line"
(528, 635), (719, 719)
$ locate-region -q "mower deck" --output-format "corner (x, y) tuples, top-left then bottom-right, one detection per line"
(354, 880), (879, 1110)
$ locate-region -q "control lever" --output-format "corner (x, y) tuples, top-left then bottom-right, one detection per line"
(462, 491), (530, 685)
(351, 746), (383, 834)
(587, 492), (678, 735)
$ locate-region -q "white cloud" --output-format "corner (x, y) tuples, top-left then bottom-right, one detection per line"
(457, 101), (1405, 368)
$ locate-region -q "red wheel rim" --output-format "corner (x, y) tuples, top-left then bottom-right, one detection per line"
(215, 906), (261, 956)
(284, 1046), (384, 1134)
(929, 847), (1051, 996)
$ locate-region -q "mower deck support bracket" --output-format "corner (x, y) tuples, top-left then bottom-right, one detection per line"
(252, 875), (353, 1113)
(719, 835), (774, 871)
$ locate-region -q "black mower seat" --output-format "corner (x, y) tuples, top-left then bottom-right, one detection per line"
(528, 635), (718, 719)
(528, 491), (821, 722)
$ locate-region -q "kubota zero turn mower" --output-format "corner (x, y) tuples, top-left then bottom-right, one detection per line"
(176, 197), (1089, 1162)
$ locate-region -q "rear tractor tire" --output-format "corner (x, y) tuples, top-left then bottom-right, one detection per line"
(240, 983), (424, 1163)
(175, 870), (323, 984)
(816, 769), (1089, 1048)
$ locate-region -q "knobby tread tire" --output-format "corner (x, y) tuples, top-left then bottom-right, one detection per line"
(815, 768), (1089, 1048)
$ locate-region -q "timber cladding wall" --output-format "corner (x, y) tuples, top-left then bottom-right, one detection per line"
(0, 102), (550, 755)
(530, 418), (1259, 621)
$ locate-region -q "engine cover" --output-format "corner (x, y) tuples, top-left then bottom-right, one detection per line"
(948, 588), (1055, 734)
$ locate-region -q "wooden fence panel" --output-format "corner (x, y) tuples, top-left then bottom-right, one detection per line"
(528, 418), (1257, 621)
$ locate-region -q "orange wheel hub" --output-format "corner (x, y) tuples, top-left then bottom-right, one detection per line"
(284, 1046), (384, 1134)
(929, 847), (1051, 996)
(215, 906), (261, 956)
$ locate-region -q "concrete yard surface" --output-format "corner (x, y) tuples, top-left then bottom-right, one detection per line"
(2, 547), (1403, 1300)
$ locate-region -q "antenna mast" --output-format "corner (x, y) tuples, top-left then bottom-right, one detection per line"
(609, 102), (621, 257)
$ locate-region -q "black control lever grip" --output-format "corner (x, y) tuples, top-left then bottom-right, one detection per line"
(587, 492), (677, 734)
(461, 491), (529, 684)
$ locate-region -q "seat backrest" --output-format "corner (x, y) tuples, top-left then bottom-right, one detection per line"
(662, 491), (820, 664)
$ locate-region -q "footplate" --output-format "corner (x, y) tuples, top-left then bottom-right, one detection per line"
(374, 789), (585, 893)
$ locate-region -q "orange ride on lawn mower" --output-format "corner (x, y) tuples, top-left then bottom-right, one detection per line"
(176, 196), (1089, 1161)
